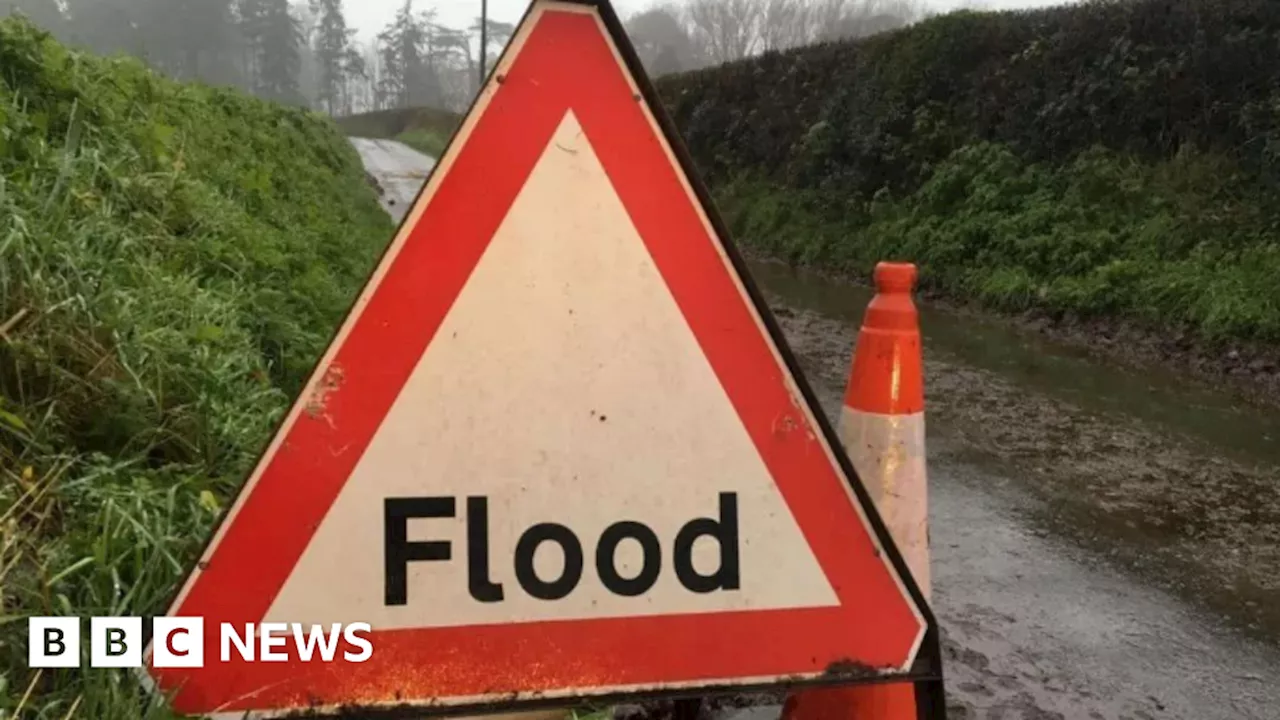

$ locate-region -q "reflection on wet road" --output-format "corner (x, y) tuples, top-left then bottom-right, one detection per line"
(350, 137), (435, 224)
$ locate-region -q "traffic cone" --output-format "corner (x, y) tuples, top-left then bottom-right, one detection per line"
(781, 261), (930, 720)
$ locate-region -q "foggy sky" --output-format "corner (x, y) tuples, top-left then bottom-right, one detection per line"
(346, 0), (1082, 42)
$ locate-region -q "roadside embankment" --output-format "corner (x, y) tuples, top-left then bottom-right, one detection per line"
(654, 0), (1280, 403)
(336, 106), (461, 159)
(0, 18), (392, 715)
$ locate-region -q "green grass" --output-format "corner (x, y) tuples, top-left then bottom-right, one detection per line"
(718, 142), (1280, 344)
(335, 106), (460, 145)
(335, 106), (460, 158)
(395, 127), (449, 158)
(0, 17), (393, 716)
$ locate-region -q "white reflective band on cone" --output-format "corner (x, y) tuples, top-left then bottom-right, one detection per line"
(838, 406), (931, 599)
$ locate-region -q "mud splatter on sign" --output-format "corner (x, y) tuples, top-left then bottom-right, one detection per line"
(306, 363), (345, 421)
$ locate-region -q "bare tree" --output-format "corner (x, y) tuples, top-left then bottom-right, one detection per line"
(359, 38), (381, 111)
(647, 0), (922, 69)
(813, 0), (923, 42)
(626, 4), (702, 75)
(807, 0), (848, 40)
(685, 0), (762, 64)
(759, 0), (810, 52)
(433, 25), (477, 110)
(470, 17), (515, 77)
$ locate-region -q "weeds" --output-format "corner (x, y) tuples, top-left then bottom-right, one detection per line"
(0, 17), (392, 715)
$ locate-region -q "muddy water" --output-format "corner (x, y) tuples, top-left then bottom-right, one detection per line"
(744, 259), (1280, 719)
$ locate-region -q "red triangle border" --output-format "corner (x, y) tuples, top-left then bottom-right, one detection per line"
(147, 3), (929, 714)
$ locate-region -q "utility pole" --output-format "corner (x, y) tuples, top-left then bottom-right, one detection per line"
(479, 0), (488, 88)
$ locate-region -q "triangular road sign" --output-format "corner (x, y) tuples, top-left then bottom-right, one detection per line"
(145, 0), (942, 715)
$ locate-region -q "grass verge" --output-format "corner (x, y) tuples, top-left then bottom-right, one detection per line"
(335, 106), (460, 148)
(395, 127), (449, 158)
(0, 17), (393, 716)
(718, 142), (1280, 346)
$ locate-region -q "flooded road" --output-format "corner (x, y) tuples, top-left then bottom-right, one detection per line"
(352, 138), (1280, 719)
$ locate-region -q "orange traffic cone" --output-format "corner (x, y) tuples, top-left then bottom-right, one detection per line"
(782, 261), (930, 720)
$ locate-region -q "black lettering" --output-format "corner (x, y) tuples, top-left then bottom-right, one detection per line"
(514, 524), (583, 600)
(466, 497), (504, 602)
(674, 492), (740, 593)
(106, 627), (127, 657)
(44, 627), (65, 656)
(384, 497), (455, 606)
(596, 521), (661, 596)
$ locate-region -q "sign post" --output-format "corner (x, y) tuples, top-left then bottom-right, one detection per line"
(142, 1), (945, 716)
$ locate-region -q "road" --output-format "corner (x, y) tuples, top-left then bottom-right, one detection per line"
(350, 137), (436, 224)
(352, 137), (1280, 720)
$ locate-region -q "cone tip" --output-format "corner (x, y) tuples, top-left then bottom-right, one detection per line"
(874, 262), (917, 294)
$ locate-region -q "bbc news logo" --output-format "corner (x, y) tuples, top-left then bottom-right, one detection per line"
(28, 617), (373, 668)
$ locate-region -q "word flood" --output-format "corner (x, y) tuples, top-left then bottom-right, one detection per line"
(384, 493), (741, 605)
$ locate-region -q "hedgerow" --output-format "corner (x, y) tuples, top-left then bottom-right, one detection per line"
(656, 0), (1280, 343)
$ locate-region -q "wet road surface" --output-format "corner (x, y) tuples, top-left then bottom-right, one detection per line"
(757, 263), (1280, 643)
(351, 138), (1280, 720)
(349, 137), (435, 224)
(756, 313), (1280, 719)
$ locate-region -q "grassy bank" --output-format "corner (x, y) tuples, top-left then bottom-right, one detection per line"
(335, 106), (460, 158)
(719, 144), (1280, 343)
(0, 18), (392, 716)
(657, 0), (1280, 346)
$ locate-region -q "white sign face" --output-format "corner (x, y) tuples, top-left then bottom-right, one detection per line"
(266, 111), (838, 629)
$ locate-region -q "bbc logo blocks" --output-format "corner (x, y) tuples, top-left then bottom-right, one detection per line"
(151, 617), (203, 668)
(28, 616), (197, 669)
(28, 617), (372, 668)
(90, 617), (143, 668)
(27, 617), (80, 668)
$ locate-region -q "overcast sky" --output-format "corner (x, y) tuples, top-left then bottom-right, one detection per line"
(344, 0), (1081, 42)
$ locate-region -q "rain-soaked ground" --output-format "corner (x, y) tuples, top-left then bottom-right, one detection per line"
(753, 261), (1280, 640)
(353, 139), (1280, 720)
(738, 262), (1280, 719)
(350, 137), (435, 224)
